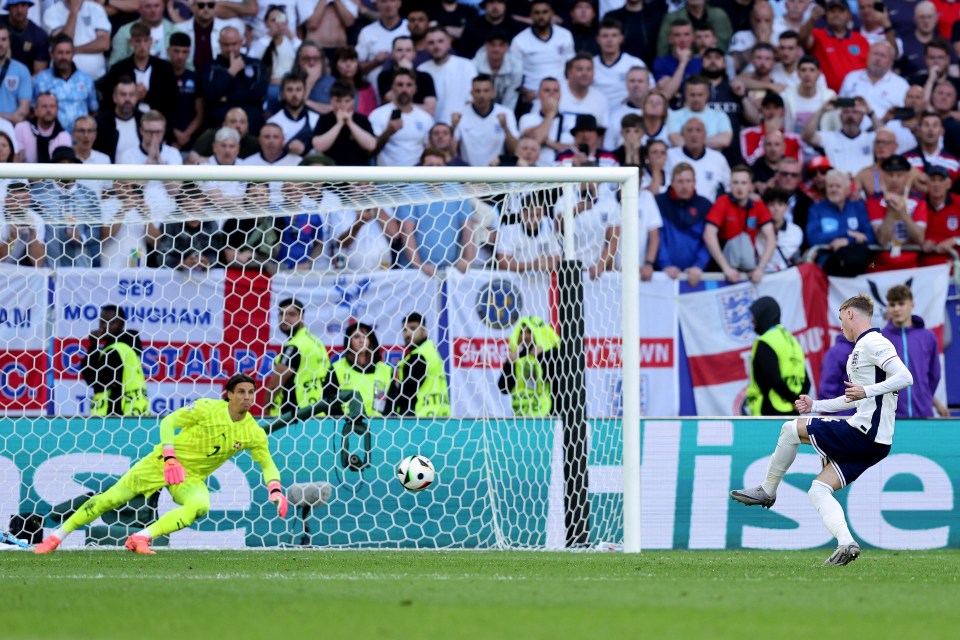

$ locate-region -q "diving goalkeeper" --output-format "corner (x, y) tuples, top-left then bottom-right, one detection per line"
(34, 374), (289, 555)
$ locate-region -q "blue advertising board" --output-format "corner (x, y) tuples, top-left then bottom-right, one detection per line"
(1, 418), (957, 549)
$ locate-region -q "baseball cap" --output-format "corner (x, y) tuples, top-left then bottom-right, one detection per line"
(925, 165), (951, 179)
(881, 155), (911, 172)
(807, 156), (832, 171)
(824, 0), (848, 10)
(3, 0), (35, 6)
(702, 46), (725, 58)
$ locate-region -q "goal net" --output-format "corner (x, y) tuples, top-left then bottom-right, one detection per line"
(0, 164), (641, 551)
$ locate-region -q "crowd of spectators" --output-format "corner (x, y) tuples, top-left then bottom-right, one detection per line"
(2, 0), (960, 279)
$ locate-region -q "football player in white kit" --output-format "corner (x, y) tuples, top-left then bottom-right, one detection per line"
(731, 293), (914, 565)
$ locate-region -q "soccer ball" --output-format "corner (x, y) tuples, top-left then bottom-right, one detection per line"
(397, 455), (435, 492)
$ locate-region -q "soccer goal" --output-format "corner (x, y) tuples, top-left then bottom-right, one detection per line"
(0, 163), (641, 552)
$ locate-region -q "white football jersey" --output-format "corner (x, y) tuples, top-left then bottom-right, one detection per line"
(840, 329), (904, 445)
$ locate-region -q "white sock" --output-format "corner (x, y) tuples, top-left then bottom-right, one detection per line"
(135, 529), (153, 540)
(808, 480), (855, 546)
(51, 527), (67, 540)
(760, 420), (800, 497)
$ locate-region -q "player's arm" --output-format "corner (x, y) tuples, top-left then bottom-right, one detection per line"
(864, 353), (914, 397)
(248, 430), (288, 517)
(812, 394), (853, 413)
(158, 404), (201, 485)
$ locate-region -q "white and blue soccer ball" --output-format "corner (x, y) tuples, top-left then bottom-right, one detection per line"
(397, 455), (435, 492)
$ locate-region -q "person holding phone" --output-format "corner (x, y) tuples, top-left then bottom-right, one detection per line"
(368, 68), (432, 166)
(802, 96), (882, 175)
(856, 0), (902, 55)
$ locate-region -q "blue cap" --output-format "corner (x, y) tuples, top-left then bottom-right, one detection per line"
(3, 0), (35, 6)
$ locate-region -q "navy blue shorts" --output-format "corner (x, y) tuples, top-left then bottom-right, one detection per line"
(806, 418), (891, 487)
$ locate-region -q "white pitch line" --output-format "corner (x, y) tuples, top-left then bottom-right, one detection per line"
(29, 572), (644, 582)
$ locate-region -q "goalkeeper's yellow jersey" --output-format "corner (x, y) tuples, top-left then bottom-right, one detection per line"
(150, 399), (280, 484)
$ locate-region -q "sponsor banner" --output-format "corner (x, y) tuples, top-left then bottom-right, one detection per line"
(54, 338), (280, 383)
(53, 380), (222, 417)
(0, 266), (49, 349)
(3, 417), (957, 549)
(51, 269), (273, 415)
(446, 270), (554, 417)
(0, 350), (48, 413)
(677, 264), (831, 415)
(54, 268), (226, 343)
(582, 273), (678, 417)
(0, 267), (50, 412)
(270, 270), (441, 352)
(446, 271), (679, 417)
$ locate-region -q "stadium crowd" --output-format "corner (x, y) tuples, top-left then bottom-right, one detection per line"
(1, 0), (960, 277)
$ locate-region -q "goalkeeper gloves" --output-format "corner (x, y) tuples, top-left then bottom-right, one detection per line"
(163, 446), (186, 485)
(268, 480), (288, 518)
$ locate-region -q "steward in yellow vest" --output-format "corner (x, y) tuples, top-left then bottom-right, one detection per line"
(497, 316), (560, 417)
(323, 322), (393, 416)
(745, 296), (810, 416)
(265, 298), (331, 417)
(81, 305), (149, 416)
(387, 312), (451, 417)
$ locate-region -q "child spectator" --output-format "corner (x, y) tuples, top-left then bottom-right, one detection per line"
(880, 284), (946, 417)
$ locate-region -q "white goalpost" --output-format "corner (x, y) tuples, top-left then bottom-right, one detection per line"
(0, 163), (641, 553)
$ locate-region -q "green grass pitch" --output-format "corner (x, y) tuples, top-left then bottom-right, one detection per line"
(2, 549), (959, 639)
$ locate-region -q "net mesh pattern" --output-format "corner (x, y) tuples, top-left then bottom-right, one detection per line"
(0, 171), (632, 550)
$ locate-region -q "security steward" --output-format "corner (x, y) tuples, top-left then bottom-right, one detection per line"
(387, 312), (451, 417)
(81, 305), (149, 416)
(497, 316), (561, 417)
(744, 296), (810, 416)
(265, 297), (331, 416)
(324, 322), (393, 416)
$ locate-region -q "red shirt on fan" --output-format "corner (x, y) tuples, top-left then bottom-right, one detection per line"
(932, 0), (960, 40)
(705, 195), (773, 243)
(919, 195), (960, 267)
(866, 193), (929, 270)
(809, 28), (869, 91)
(739, 126), (804, 165)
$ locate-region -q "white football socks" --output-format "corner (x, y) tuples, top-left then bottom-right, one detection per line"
(760, 420), (800, 497)
(808, 480), (855, 546)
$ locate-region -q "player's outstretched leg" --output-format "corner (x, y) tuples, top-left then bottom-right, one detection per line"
(730, 419), (801, 509)
(809, 479), (860, 566)
(34, 482), (139, 554)
(125, 480), (210, 554)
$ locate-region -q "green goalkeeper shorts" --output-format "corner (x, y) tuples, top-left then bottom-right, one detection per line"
(122, 454), (206, 499)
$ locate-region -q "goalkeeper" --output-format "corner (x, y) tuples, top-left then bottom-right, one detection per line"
(34, 374), (289, 555)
